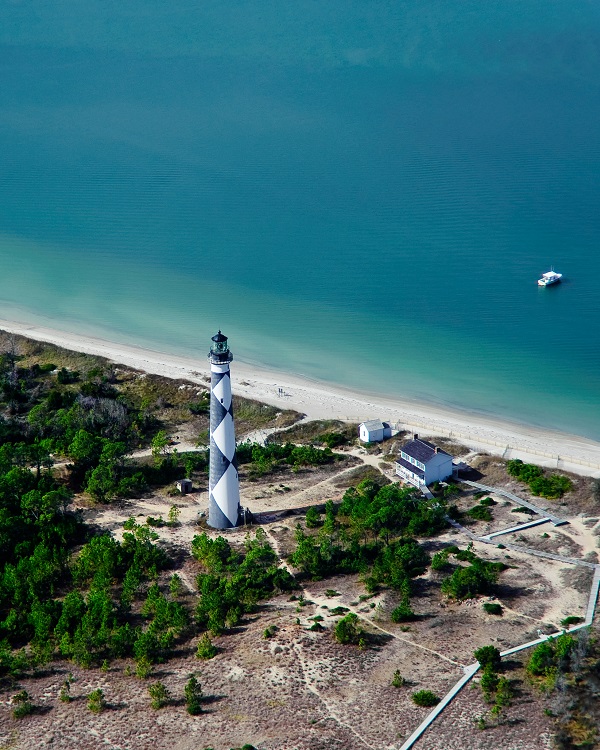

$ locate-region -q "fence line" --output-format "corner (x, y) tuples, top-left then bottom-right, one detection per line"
(387, 419), (600, 471)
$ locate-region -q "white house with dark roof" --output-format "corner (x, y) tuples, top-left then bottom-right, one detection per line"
(395, 435), (453, 487)
(359, 419), (392, 443)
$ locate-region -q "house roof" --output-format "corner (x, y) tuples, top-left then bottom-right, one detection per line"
(399, 438), (451, 464)
(396, 456), (425, 480)
(361, 419), (385, 432)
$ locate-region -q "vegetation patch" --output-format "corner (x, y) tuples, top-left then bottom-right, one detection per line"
(411, 690), (440, 707)
(507, 459), (573, 499)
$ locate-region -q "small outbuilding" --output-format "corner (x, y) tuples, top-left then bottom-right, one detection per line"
(395, 435), (453, 487)
(359, 419), (392, 443)
(176, 478), (193, 495)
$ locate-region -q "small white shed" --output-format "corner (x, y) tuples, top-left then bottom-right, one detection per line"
(359, 419), (392, 443)
(176, 478), (193, 494)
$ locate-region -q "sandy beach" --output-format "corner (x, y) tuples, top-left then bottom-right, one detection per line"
(1, 316), (599, 477)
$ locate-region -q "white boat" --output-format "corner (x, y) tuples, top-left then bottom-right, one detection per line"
(537, 268), (562, 286)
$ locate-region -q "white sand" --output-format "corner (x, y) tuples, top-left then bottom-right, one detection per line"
(2, 317), (600, 477)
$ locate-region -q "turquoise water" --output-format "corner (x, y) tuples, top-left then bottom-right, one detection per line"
(1, 2), (600, 438)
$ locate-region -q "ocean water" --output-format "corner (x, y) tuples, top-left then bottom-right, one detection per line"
(1, 2), (600, 438)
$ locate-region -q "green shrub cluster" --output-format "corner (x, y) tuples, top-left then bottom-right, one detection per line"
(411, 690), (440, 707)
(527, 632), (576, 685)
(507, 460), (573, 499)
(236, 442), (338, 477)
(194, 529), (296, 636)
(440, 546), (506, 600)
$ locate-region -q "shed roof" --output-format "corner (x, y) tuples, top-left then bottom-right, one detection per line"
(361, 419), (385, 432)
(400, 438), (451, 464)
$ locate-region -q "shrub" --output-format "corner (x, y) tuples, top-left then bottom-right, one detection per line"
(506, 459), (572, 498)
(483, 602), (503, 616)
(481, 666), (499, 702)
(560, 615), (583, 628)
(148, 681), (171, 709)
(411, 690), (440, 707)
(467, 505), (492, 522)
(511, 506), (535, 515)
(87, 688), (106, 713)
(196, 633), (218, 659)
(391, 601), (416, 623)
(319, 432), (347, 448)
(474, 645), (502, 672)
(527, 641), (556, 677)
(12, 691), (34, 719)
(392, 670), (405, 688)
(479, 497), (495, 507)
(431, 550), (451, 571)
(305, 506), (322, 529)
(184, 676), (203, 715)
(334, 613), (363, 645)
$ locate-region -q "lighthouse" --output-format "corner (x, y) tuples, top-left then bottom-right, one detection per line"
(207, 331), (241, 529)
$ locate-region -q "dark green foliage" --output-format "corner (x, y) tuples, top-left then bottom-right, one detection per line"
(481, 666), (499, 701)
(431, 549), (452, 571)
(507, 459), (543, 483)
(305, 506), (322, 528)
(507, 460), (572, 499)
(483, 602), (503, 616)
(511, 506), (535, 515)
(527, 633), (576, 680)
(560, 615), (583, 627)
(236, 441), (337, 477)
(319, 432), (347, 448)
(479, 497), (495, 507)
(441, 549), (506, 600)
(334, 613), (363, 645)
(411, 690), (440, 707)
(195, 530), (296, 637)
(474, 645), (502, 672)
(185, 676), (203, 715)
(467, 505), (492, 522)
(338, 480), (447, 539)
(391, 601), (416, 623)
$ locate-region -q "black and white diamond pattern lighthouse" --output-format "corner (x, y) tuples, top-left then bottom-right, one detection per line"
(207, 331), (241, 529)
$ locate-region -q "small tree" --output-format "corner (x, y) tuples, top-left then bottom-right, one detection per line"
(474, 645), (502, 672)
(168, 504), (181, 527)
(169, 573), (182, 598)
(481, 666), (499, 702)
(196, 633), (218, 660)
(334, 613), (362, 645)
(148, 681), (171, 709)
(135, 656), (153, 679)
(12, 690), (34, 719)
(391, 600), (415, 623)
(392, 670), (405, 688)
(87, 688), (106, 714)
(151, 430), (170, 459)
(59, 674), (74, 703)
(305, 506), (322, 528)
(185, 676), (203, 715)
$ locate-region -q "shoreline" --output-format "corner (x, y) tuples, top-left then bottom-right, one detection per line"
(1, 316), (600, 477)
